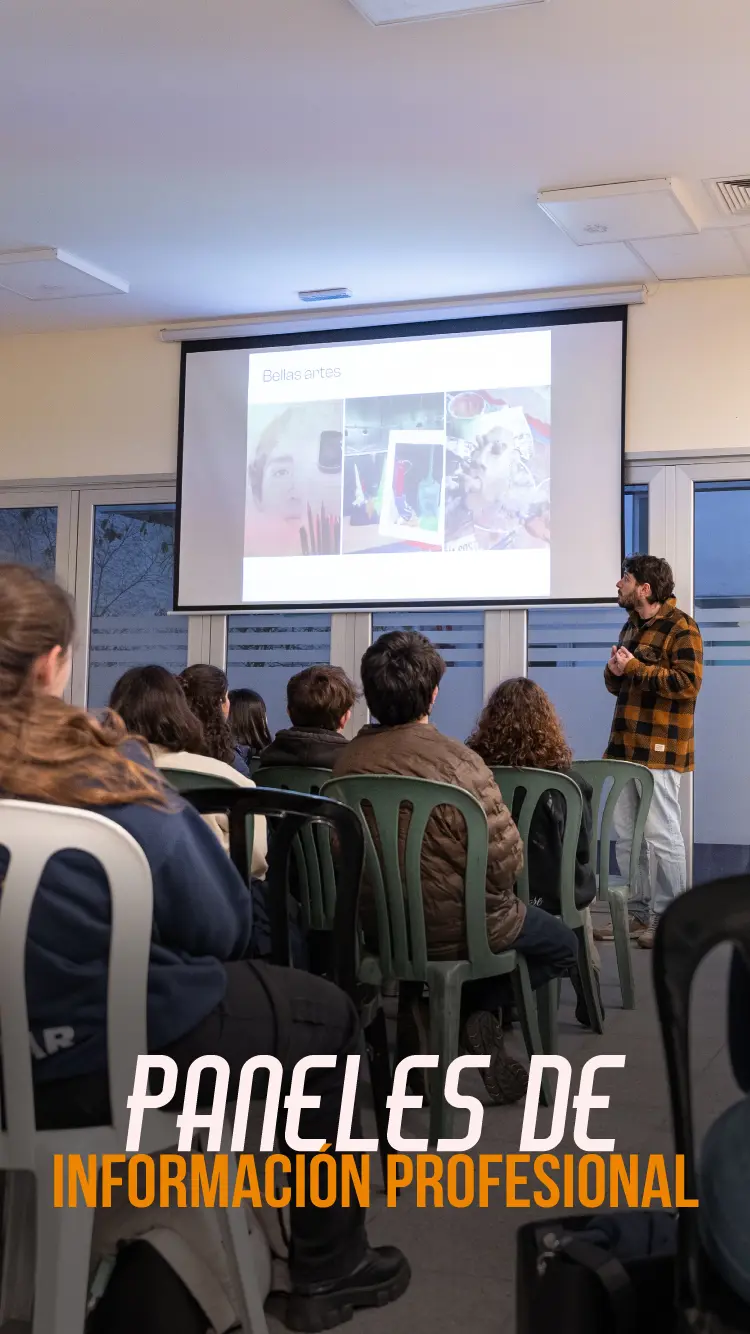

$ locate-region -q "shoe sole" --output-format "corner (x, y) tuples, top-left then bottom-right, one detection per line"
(461, 1012), (528, 1105)
(284, 1257), (411, 1332)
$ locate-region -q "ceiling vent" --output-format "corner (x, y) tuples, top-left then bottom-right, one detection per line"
(708, 178), (750, 217)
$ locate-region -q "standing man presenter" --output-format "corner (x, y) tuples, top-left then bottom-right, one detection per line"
(597, 555), (703, 949)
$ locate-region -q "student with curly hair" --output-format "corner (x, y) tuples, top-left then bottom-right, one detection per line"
(466, 676), (602, 1027)
(178, 664), (249, 776)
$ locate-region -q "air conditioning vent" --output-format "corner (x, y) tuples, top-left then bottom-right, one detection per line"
(710, 178), (750, 216)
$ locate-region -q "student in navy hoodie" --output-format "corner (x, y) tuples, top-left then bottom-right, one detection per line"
(0, 563), (409, 1333)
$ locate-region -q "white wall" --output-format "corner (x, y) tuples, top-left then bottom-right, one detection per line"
(0, 325), (179, 481)
(627, 277), (750, 456)
(1, 278), (750, 484)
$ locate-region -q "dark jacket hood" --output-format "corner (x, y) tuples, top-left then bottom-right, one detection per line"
(259, 726), (348, 771)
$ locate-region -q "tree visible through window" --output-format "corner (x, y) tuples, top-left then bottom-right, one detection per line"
(87, 503), (188, 708)
(0, 506), (57, 570)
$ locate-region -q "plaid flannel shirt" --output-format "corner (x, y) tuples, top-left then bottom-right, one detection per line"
(604, 597), (703, 773)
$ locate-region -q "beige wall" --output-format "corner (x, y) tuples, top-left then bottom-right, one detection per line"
(0, 279), (749, 485)
(627, 277), (750, 456)
(0, 325), (179, 482)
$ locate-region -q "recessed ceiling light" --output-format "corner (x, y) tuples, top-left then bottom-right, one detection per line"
(0, 246), (129, 300)
(298, 287), (352, 303)
(348, 0), (545, 24)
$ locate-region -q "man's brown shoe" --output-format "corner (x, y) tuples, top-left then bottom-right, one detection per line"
(593, 913), (647, 942)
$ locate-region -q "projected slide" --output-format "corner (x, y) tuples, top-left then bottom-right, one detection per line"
(177, 311), (624, 610)
(241, 329), (551, 603)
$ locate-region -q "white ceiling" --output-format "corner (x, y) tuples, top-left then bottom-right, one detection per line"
(2, 0), (750, 333)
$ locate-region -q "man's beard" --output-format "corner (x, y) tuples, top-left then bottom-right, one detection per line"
(618, 590), (636, 609)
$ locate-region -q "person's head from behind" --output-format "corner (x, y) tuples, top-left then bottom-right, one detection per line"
(360, 630), (445, 727)
(228, 688), (273, 755)
(109, 666), (205, 755)
(178, 664), (234, 765)
(0, 563), (164, 808)
(286, 665), (357, 733)
(617, 554), (674, 614)
(467, 677), (572, 771)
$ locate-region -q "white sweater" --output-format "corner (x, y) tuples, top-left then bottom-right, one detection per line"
(151, 748), (268, 877)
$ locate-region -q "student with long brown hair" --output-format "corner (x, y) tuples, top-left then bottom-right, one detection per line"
(466, 676), (602, 1027)
(0, 563), (409, 1331)
(178, 663), (249, 774)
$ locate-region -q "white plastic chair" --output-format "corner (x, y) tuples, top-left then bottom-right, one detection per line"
(0, 799), (269, 1334)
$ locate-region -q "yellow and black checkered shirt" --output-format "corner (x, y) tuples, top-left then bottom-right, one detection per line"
(604, 597), (703, 773)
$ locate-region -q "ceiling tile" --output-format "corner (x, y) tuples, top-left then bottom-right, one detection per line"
(627, 231), (748, 280)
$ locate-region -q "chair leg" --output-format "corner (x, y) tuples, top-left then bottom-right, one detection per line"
(575, 926), (605, 1034)
(512, 963), (553, 1108)
(363, 1007), (393, 1190)
(609, 887), (636, 1009)
(212, 1128), (270, 1334)
(537, 979), (559, 1057)
(426, 972), (462, 1148)
(32, 1156), (95, 1334)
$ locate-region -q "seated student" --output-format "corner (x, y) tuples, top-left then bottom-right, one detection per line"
(109, 665), (268, 878)
(259, 666), (356, 771)
(228, 686), (273, 770)
(0, 563), (409, 1331)
(332, 630), (578, 1104)
(466, 677), (603, 1027)
(179, 663), (251, 778)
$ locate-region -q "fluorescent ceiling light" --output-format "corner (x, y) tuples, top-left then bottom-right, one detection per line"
(349, 0), (545, 24)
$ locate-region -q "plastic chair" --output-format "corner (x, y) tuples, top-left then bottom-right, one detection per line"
(572, 759), (654, 1009)
(184, 786), (393, 1188)
(0, 799), (268, 1334)
(322, 774), (551, 1146)
(159, 766), (257, 883)
(653, 877), (750, 1330)
(254, 767), (335, 931)
(491, 767), (604, 1046)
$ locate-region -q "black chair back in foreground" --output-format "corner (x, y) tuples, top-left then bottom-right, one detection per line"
(181, 786), (392, 1185)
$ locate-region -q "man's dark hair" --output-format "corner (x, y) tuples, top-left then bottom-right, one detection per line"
(622, 554), (675, 604)
(109, 665), (205, 754)
(360, 630), (446, 727)
(287, 665), (357, 731)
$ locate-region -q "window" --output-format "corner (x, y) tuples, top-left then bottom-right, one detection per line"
(527, 485), (647, 757)
(0, 505), (57, 570)
(693, 482), (750, 880)
(227, 614), (332, 734)
(86, 502), (188, 709)
(371, 610), (484, 741)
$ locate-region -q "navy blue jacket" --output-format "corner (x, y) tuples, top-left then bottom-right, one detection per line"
(1, 787), (253, 1084)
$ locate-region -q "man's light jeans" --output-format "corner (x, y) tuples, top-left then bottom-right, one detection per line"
(613, 769), (687, 922)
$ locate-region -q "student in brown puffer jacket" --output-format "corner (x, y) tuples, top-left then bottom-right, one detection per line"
(332, 630), (578, 1106)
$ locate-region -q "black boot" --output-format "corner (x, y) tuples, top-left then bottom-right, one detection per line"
(284, 1247), (411, 1332)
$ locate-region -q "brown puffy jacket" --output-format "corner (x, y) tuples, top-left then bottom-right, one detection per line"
(332, 721), (525, 959)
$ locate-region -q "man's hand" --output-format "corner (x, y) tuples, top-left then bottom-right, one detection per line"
(608, 645), (634, 677)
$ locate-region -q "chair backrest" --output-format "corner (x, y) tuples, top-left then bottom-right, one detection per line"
(322, 774), (497, 981)
(653, 876), (750, 1315)
(184, 787), (364, 987)
(571, 759), (654, 898)
(254, 768), (335, 929)
(491, 767), (583, 923)
(160, 767), (256, 881)
(0, 801), (153, 1168)
(159, 767), (239, 793)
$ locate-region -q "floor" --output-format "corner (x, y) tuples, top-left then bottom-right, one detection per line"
(267, 940), (738, 1334)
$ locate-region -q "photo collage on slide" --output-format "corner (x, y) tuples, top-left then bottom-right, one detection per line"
(244, 386), (551, 559)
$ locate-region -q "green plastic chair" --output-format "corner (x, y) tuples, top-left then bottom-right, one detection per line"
(491, 767), (604, 1048)
(570, 760), (654, 1010)
(254, 767), (335, 931)
(321, 773), (551, 1146)
(158, 767), (256, 883)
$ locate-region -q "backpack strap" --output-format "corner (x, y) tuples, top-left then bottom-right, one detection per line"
(559, 1236), (637, 1334)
